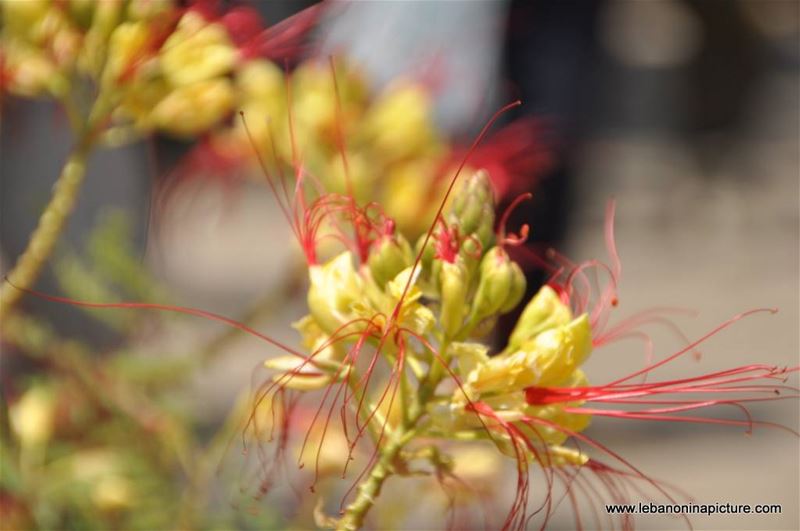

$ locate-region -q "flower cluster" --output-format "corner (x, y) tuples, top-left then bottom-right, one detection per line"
(1, 0), (319, 138)
(266, 169), (526, 391)
(193, 57), (551, 237)
(4, 5), (796, 527)
(247, 155), (797, 529)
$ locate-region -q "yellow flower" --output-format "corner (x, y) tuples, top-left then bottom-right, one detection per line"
(92, 475), (133, 511)
(103, 20), (151, 82)
(149, 78), (235, 137)
(349, 265), (435, 340)
(1, 0), (51, 41)
(282, 59), (367, 161)
(160, 11), (236, 87)
(1, 41), (62, 96)
(307, 251), (363, 334)
(467, 314), (591, 396)
(9, 385), (55, 446)
(360, 82), (442, 162)
(506, 284), (572, 351)
(263, 314), (350, 392)
(232, 59), (287, 157)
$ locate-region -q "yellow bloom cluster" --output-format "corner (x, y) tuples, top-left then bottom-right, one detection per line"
(1, 0), (243, 138)
(113, 9), (237, 136)
(2, 0), (169, 97)
(263, 169), (593, 469)
(212, 58), (483, 236)
(438, 285), (593, 466)
(267, 250), (435, 392)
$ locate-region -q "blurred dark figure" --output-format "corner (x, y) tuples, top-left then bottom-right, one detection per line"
(497, 0), (604, 344)
(496, 0), (798, 344)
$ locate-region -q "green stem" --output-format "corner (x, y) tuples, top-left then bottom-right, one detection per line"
(336, 428), (417, 531)
(0, 123), (100, 318)
(336, 341), (451, 529)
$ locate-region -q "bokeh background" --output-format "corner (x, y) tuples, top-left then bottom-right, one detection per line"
(2, 1), (798, 529)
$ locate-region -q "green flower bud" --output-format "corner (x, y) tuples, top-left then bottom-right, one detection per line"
(473, 217), (495, 253)
(449, 169), (495, 236)
(459, 236), (482, 279)
(469, 247), (526, 324)
(368, 232), (412, 289)
(439, 259), (469, 338)
(414, 233), (439, 296)
(499, 260), (526, 314)
(507, 285), (572, 352)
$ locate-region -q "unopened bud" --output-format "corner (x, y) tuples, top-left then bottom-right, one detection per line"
(469, 247), (526, 324)
(368, 228), (412, 289)
(439, 259), (469, 338)
(448, 169), (495, 237)
(104, 21), (151, 85)
(414, 233), (439, 294)
(500, 261), (526, 314)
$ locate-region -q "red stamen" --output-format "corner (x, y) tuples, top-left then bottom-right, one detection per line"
(497, 192), (533, 248)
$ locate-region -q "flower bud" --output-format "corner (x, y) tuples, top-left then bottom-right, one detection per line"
(499, 261), (526, 313)
(507, 285), (571, 351)
(413, 233), (439, 294)
(439, 259), (469, 338)
(448, 169), (495, 237)
(103, 21), (151, 85)
(368, 231), (412, 289)
(469, 247), (526, 324)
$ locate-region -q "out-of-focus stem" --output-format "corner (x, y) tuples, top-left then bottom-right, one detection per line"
(0, 97), (110, 318)
(2, 312), (194, 475)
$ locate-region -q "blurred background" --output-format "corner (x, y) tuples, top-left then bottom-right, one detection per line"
(2, 0), (798, 529)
